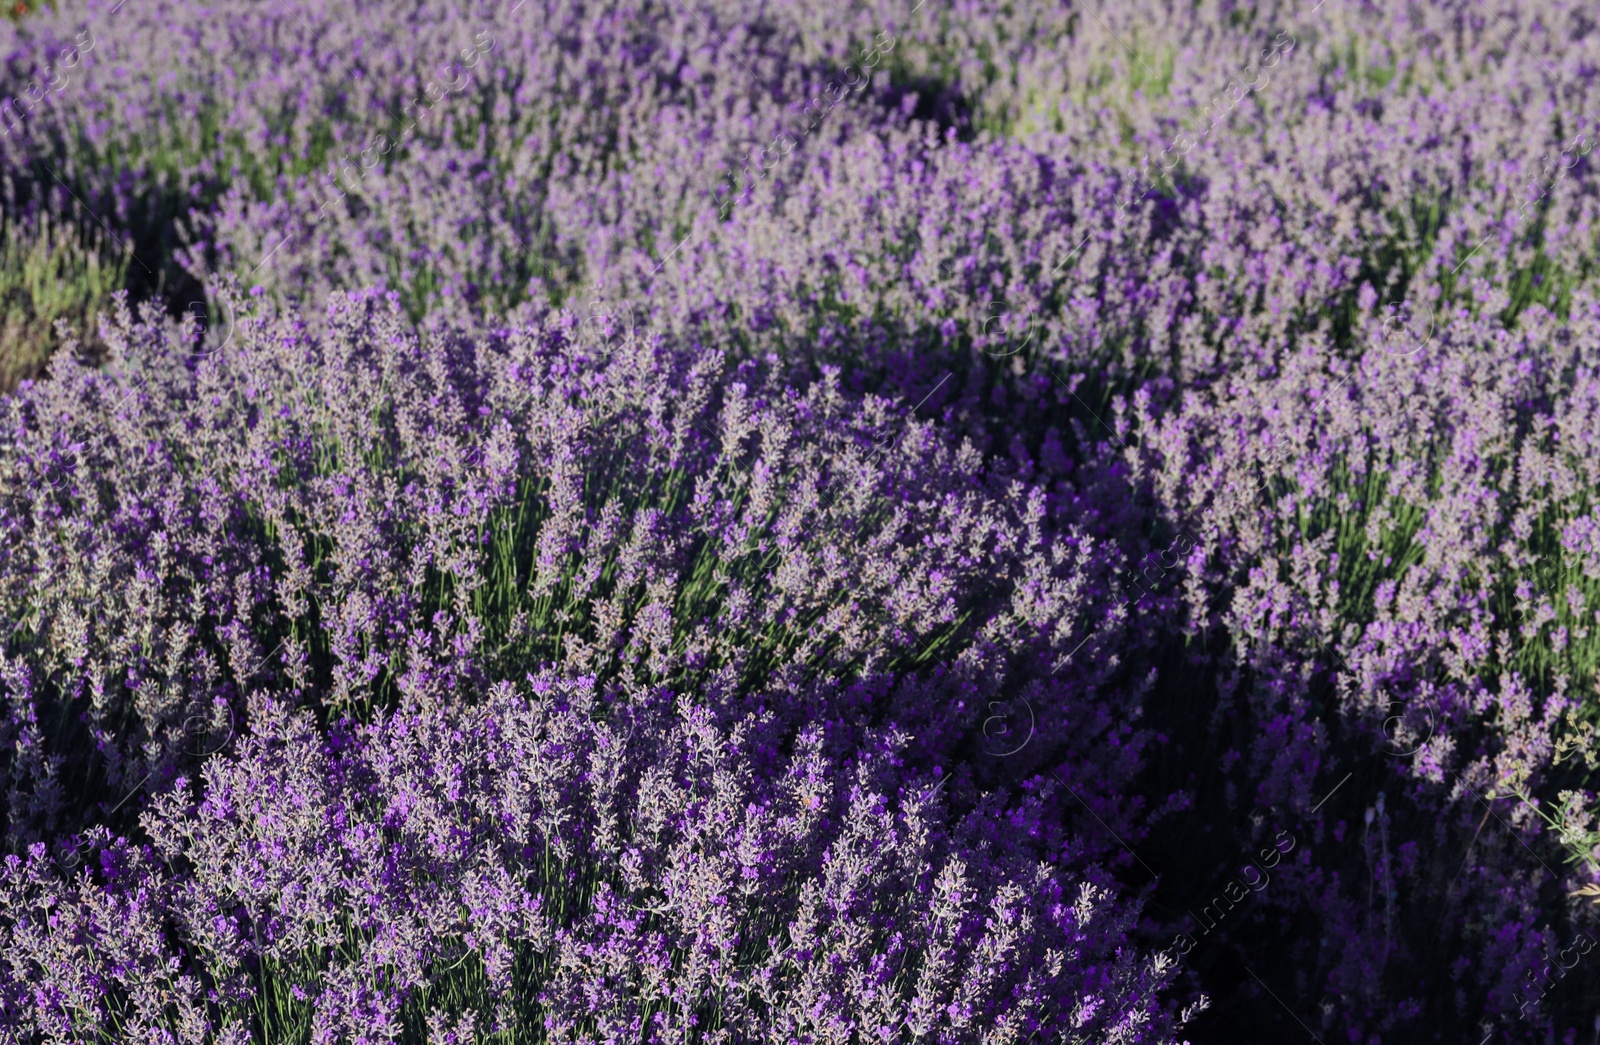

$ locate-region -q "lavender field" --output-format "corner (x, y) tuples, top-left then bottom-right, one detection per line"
(1, 0), (1599, 1040)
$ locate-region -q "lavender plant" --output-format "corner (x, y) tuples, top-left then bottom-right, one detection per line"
(2, 677), (1191, 1043)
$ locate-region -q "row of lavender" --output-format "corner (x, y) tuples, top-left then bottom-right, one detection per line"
(1, 0), (1599, 1040)
(0, 288), (1186, 1041)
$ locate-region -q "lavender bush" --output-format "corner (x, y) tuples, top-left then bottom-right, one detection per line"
(3, 678), (1188, 1043)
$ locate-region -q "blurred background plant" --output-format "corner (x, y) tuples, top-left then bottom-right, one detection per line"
(4, 0), (45, 23)
(0, 208), (128, 387)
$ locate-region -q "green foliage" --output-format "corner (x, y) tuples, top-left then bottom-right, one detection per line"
(3, 0), (47, 22)
(0, 210), (130, 389)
